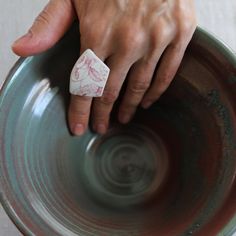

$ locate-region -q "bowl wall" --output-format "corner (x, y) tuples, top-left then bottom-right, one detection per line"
(0, 24), (236, 235)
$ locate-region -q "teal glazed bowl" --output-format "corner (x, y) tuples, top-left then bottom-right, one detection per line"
(1, 24), (236, 236)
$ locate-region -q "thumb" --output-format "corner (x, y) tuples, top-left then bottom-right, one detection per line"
(12, 0), (76, 57)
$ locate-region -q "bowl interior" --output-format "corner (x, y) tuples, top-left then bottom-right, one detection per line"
(1, 24), (236, 235)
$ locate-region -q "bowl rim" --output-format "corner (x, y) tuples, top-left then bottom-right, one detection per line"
(0, 27), (236, 236)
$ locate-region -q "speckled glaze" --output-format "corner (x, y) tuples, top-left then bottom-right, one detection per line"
(0, 24), (236, 236)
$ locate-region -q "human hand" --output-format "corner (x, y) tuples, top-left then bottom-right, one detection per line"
(12, 0), (197, 135)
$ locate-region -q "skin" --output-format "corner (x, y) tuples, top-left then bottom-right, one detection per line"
(12, 0), (197, 136)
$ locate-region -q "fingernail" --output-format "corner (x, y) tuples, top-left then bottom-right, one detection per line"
(12, 32), (32, 47)
(142, 100), (152, 109)
(73, 124), (84, 136)
(120, 114), (131, 124)
(96, 124), (107, 134)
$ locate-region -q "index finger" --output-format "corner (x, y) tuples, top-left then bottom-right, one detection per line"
(68, 95), (92, 136)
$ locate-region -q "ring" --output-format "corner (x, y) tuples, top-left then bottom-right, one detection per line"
(70, 49), (110, 97)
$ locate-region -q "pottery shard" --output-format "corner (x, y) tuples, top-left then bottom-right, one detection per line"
(70, 49), (110, 97)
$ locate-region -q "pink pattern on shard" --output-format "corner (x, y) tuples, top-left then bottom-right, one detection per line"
(79, 84), (104, 97)
(70, 49), (110, 97)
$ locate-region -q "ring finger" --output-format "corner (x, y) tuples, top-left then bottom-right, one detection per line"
(141, 42), (187, 109)
(118, 43), (169, 124)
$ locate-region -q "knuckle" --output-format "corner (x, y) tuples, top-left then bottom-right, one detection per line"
(74, 110), (89, 118)
(129, 81), (150, 94)
(175, 1), (197, 35)
(100, 88), (119, 104)
(169, 42), (183, 52)
(35, 9), (51, 26)
(122, 101), (137, 110)
(73, 95), (91, 103)
(150, 37), (169, 57)
(120, 26), (144, 55)
(159, 72), (172, 86)
(151, 36), (165, 52)
(92, 112), (108, 124)
(81, 17), (93, 30)
(180, 23), (191, 36)
(70, 97), (90, 115)
(178, 19), (196, 39)
(151, 21), (169, 47)
(70, 106), (89, 118)
(93, 115), (107, 122)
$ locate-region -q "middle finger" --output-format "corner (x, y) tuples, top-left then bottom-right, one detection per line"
(92, 54), (135, 134)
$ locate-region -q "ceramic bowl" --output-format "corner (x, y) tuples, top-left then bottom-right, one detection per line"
(0, 24), (236, 235)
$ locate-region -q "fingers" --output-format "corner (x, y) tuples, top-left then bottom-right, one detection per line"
(78, 19), (144, 134)
(68, 95), (92, 136)
(12, 0), (75, 57)
(68, 50), (108, 136)
(68, 8), (112, 135)
(91, 55), (134, 134)
(141, 43), (186, 109)
(117, 52), (163, 124)
(117, 23), (174, 124)
(140, 6), (197, 109)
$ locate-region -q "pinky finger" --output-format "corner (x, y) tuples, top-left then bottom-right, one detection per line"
(141, 43), (186, 109)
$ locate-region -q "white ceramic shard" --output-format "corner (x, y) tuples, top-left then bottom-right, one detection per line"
(70, 49), (110, 97)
